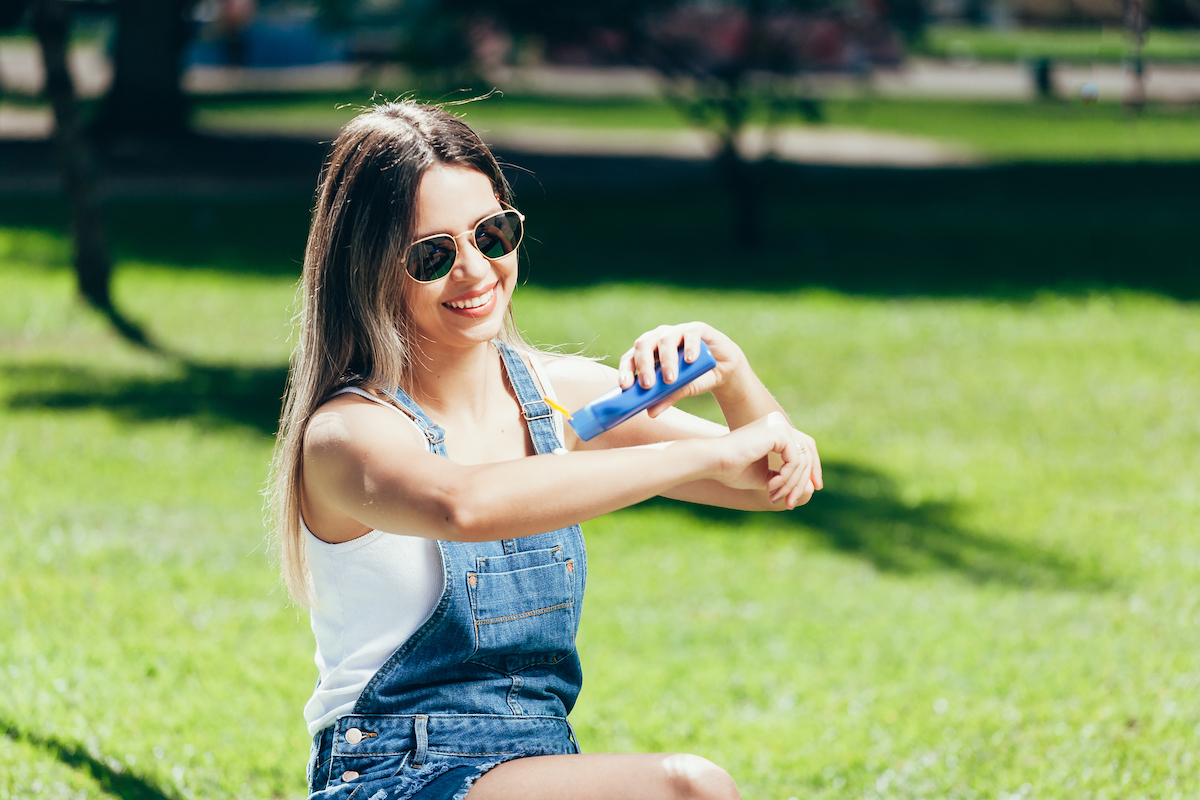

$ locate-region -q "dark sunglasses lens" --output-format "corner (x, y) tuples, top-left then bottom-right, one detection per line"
(474, 211), (523, 260)
(407, 236), (456, 282)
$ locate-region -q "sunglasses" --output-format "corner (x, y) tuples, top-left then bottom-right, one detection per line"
(404, 208), (525, 283)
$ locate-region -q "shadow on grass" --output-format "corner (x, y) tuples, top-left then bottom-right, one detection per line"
(4, 359), (1104, 589)
(643, 459), (1107, 591)
(511, 159), (1200, 301)
(3, 361), (287, 437)
(1, 718), (177, 800)
(1, 145), (1198, 299)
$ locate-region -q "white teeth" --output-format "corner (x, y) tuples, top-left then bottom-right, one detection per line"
(445, 288), (494, 310)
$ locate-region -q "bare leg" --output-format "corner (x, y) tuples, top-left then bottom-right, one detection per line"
(467, 753), (741, 800)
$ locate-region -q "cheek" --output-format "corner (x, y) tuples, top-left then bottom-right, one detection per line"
(402, 286), (441, 328)
(498, 255), (519, 287)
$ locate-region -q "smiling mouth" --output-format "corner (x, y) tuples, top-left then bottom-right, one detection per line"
(443, 286), (495, 310)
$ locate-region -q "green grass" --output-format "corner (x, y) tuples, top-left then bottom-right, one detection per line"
(182, 93), (1200, 164)
(7, 62), (1200, 162)
(822, 99), (1200, 162)
(2, 180), (1200, 799)
(917, 24), (1200, 64)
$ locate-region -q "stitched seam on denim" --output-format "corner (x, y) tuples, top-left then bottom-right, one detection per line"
(414, 715), (429, 767)
(477, 545), (561, 566)
(390, 750), (411, 779)
(474, 601), (572, 626)
(335, 712), (573, 721)
(354, 541), (453, 711)
(467, 653), (564, 672)
(321, 731), (334, 792)
(495, 342), (561, 455)
(506, 672), (525, 715)
(427, 750), (518, 756)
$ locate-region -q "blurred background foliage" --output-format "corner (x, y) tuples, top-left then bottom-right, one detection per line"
(2, 0), (1199, 797)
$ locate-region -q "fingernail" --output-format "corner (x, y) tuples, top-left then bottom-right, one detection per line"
(685, 350), (695, 362)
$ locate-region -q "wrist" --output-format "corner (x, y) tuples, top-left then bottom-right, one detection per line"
(662, 437), (723, 483)
(712, 361), (761, 408)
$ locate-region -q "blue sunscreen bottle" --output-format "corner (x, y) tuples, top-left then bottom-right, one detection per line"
(569, 341), (718, 442)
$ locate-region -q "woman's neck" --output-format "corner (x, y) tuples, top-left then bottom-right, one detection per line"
(406, 338), (501, 422)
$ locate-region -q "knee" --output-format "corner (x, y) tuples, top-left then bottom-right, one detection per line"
(661, 754), (741, 800)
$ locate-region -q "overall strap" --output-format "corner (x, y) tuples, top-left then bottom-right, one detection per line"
(385, 385), (449, 458)
(494, 341), (564, 457)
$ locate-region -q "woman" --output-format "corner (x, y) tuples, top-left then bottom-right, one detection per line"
(270, 101), (822, 800)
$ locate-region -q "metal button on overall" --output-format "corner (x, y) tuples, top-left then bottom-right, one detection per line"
(306, 342), (587, 799)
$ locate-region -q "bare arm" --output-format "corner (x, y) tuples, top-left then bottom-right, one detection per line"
(302, 394), (806, 544)
(547, 323), (823, 510)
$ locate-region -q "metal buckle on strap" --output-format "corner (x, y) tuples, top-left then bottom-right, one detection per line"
(521, 400), (553, 421)
(424, 425), (445, 445)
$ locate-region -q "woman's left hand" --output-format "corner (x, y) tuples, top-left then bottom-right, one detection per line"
(618, 322), (746, 418)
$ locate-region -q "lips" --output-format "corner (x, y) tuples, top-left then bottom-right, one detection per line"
(442, 282), (499, 317)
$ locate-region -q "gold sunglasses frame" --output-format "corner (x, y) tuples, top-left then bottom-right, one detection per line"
(404, 206), (526, 284)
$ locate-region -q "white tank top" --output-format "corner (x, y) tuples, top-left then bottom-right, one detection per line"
(302, 351), (566, 735)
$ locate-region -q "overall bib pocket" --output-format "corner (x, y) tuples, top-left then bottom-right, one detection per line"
(467, 546), (576, 673)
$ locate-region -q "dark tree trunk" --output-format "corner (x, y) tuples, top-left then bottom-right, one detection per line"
(714, 75), (761, 244)
(1123, 0), (1147, 110)
(31, 0), (150, 346)
(90, 0), (197, 140)
(716, 133), (761, 245)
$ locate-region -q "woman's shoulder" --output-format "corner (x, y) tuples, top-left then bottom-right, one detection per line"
(305, 388), (426, 458)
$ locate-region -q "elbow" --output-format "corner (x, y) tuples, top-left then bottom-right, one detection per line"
(442, 503), (480, 542)
(434, 482), (489, 542)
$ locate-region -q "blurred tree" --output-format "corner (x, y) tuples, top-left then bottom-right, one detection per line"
(1120, 0), (1148, 111)
(6, 0), (150, 345)
(314, 0), (480, 94)
(89, 0), (199, 140)
(441, 0), (908, 241)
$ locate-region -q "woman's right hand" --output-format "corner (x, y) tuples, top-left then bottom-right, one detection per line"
(709, 412), (819, 509)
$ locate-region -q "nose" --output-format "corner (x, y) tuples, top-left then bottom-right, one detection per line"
(448, 230), (491, 281)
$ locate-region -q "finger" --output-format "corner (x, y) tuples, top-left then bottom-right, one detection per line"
(646, 385), (690, 418)
(776, 453), (808, 504)
(681, 326), (705, 364)
(788, 477), (817, 509)
(618, 348), (637, 390)
(657, 331), (685, 384)
(633, 339), (659, 389)
(806, 437), (824, 490)
(769, 452), (802, 503)
(775, 435), (813, 503)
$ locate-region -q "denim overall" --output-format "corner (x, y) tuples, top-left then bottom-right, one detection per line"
(307, 342), (587, 800)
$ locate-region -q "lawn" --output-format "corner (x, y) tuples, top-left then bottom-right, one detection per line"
(183, 94), (1200, 164)
(2, 167), (1199, 800)
(915, 25), (1200, 64)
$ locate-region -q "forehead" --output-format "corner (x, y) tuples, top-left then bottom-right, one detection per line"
(413, 166), (501, 237)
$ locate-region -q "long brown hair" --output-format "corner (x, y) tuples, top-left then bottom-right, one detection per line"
(269, 101), (521, 606)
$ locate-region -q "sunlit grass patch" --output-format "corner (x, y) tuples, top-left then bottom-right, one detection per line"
(2, 210), (1200, 799)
